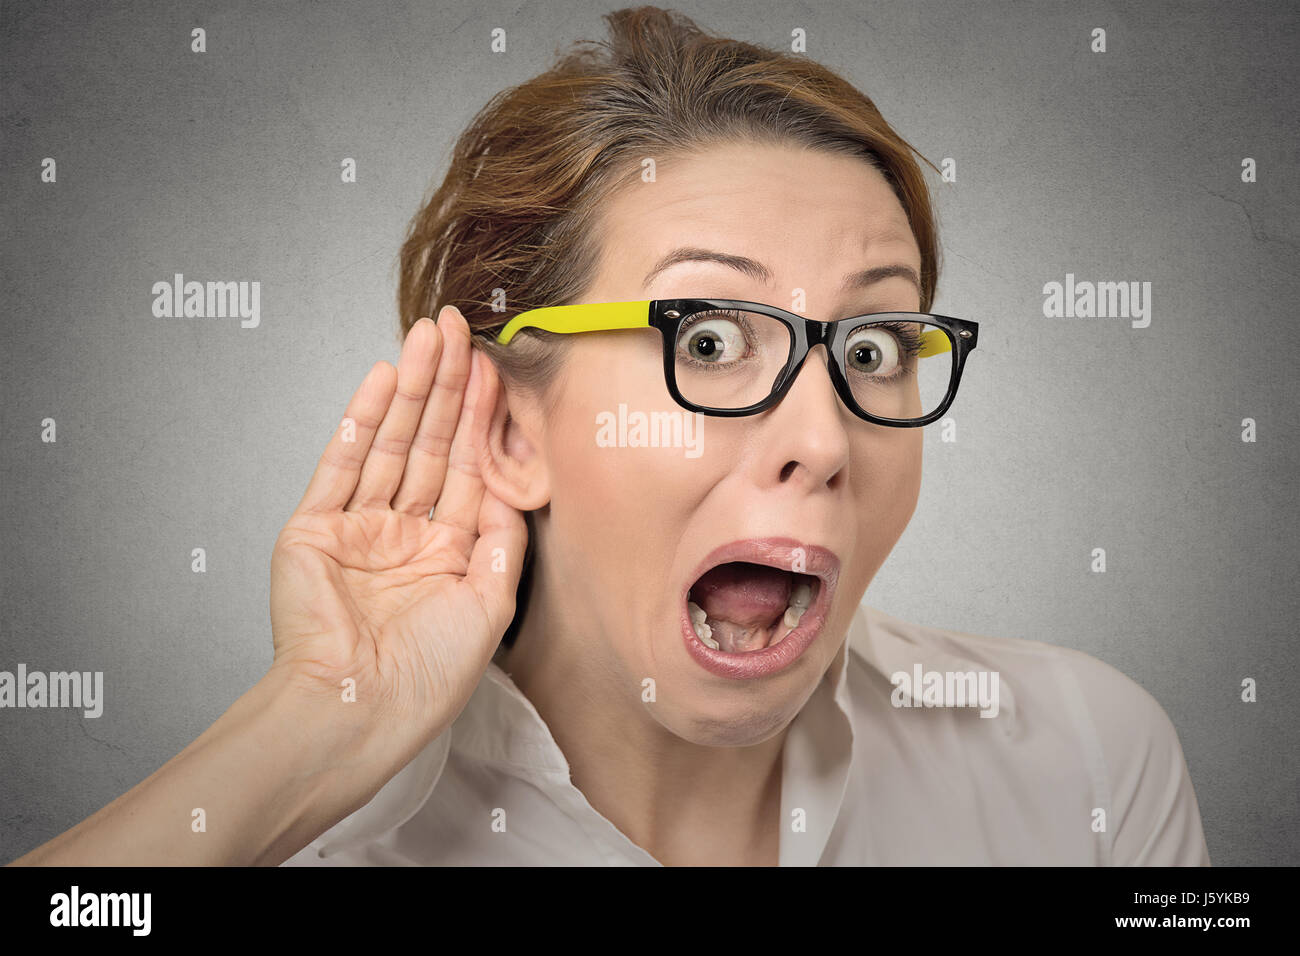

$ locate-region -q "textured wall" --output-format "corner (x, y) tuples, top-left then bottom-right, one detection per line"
(1, 0), (1296, 865)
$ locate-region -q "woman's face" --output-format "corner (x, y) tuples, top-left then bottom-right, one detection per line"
(516, 140), (924, 747)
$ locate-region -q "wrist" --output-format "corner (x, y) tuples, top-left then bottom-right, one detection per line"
(251, 662), (388, 782)
(260, 653), (446, 770)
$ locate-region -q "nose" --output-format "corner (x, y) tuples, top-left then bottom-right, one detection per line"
(758, 344), (851, 491)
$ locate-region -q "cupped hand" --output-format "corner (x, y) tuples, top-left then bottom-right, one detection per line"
(268, 307), (527, 756)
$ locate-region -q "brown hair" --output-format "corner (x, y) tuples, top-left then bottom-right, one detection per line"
(395, 5), (942, 646)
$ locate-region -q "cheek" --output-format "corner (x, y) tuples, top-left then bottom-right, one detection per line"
(544, 345), (705, 585)
(847, 431), (922, 570)
(883, 430), (923, 512)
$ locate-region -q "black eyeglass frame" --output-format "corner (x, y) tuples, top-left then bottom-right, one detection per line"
(647, 299), (979, 427)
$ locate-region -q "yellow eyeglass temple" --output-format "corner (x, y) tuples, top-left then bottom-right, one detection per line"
(916, 328), (950, 357)
(496, 299), (953, 357)
(496, 300), (652, 344)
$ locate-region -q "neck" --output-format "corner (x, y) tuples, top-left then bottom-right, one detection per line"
(499, 580), (788, 866)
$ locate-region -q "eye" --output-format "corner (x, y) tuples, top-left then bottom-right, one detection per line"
(679, 315), (748, 365)
(844, 326), (902, 375)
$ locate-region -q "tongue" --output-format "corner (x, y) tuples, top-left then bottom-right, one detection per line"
(691, 562), (792, 652)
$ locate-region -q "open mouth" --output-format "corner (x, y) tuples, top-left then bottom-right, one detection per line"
(686, 561), (823, 654)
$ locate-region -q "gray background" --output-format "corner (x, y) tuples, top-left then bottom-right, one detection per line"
(2, 0), (1297, 865)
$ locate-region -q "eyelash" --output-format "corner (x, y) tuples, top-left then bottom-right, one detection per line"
(676, 311), (759, 370)
(855, 322), (924, 383)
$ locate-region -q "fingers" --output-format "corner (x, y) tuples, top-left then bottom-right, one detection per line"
(390, 307), (474, 516)
(426, 348), (488, 535)
(295, 360), (398, 514)
(345, 317), (443, 510)
(464, 488), (529, 633)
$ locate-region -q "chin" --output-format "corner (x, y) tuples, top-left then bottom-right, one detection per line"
(635, 642), (828, 749)
(646, 685), (807, 749)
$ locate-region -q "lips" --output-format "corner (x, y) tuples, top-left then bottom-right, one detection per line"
(679, 537), (840, 680)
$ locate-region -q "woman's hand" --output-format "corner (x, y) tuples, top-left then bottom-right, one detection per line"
(9, 307), (528, 867)
(268, 306), (527, 769)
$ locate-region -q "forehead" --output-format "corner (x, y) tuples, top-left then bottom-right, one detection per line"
(594, 140), (920, 295)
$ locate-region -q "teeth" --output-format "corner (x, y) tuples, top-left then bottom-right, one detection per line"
(687, 601), (707, 626)
(691, 617), (720, 650)
(779, 580), (814, 632)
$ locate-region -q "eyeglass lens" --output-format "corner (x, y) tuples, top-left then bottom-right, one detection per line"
(672, 309), (954, 420)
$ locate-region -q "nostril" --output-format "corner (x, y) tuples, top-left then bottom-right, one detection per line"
(779, 461), (798, 482)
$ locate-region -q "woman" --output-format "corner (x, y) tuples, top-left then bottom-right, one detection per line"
(10, 6), (1208, 867)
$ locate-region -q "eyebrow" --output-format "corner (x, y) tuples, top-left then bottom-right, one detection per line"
(642, 246), (921, 295)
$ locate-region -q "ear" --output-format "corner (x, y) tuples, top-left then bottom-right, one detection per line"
(470, 348), (551, 512)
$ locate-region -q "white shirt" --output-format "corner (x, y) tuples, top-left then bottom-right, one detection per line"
(282, 602), (1211, 866)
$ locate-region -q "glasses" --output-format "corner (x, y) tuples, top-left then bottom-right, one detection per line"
(494, 298), (978, 427)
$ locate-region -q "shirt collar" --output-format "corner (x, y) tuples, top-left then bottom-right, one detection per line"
(315, 602), (1018, 860)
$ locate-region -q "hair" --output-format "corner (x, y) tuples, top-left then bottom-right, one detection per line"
(396, 5), (943, 647)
